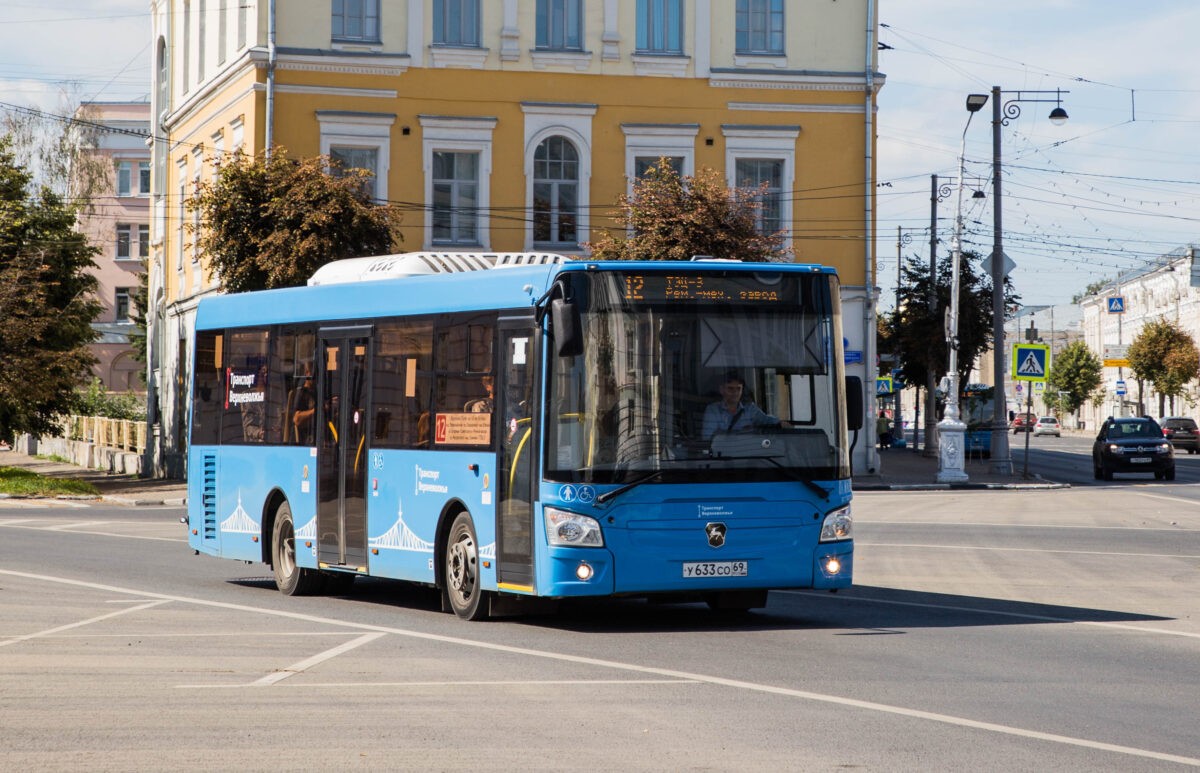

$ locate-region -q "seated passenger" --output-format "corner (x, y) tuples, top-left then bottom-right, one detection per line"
(464, 374), (494, 413)
(701, 372), (782, 440)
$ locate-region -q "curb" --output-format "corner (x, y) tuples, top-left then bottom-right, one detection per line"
(101, 494), (188, 507)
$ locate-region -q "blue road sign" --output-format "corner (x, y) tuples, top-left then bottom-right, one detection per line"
(1115, 380), (1127, 396)
(1107, 296), (1125, 314)
(876, 376), (893, 395)
(1012, 343), (1050, 382)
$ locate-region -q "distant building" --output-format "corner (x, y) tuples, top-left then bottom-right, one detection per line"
(146, 1), (885, 476)
(75, 101), (150, 393)
(1080, 246), (1200, 426)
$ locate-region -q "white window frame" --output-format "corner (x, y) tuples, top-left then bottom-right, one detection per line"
(621, 123), (697, 194)
(116, 223), (134, 260)
(317, 111), (395, 203)
(723, 125), (798, 245)
(522, 103), (594, 251)
(420, 115), (496, 250)
(332, 0), (381, 43)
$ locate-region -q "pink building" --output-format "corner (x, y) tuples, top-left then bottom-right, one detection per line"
(76, 101), (150, 392)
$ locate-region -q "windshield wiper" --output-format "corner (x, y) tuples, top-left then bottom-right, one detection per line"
(595, 470), (665, 506)
(708, 454), (830, 501)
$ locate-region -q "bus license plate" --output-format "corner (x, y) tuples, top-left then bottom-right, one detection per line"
(682, 561), (748, 578)
(1130, 457), (1151, 463)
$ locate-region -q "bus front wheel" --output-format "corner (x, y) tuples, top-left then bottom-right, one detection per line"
(271, 502), (321, 596)
(444, 512), (488, 620)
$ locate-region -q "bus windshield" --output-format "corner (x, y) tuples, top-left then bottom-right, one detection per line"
(545, 269), (850, 485)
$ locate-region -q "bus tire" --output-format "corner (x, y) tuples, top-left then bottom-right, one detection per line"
(444, 511), (488, 620)
(271, 502), (321, 596)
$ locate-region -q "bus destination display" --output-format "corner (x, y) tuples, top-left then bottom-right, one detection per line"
(620, 273), (788, 304)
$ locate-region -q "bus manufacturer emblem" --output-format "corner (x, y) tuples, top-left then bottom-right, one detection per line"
(706, 522), (727, 548)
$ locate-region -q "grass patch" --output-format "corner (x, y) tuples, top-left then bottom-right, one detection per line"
(0, 467), (98, 497)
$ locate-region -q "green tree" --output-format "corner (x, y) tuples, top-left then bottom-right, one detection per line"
(188, 148), (401, 292)
(1127, 319), (1199, 416)
(891, 249), (1015, 397)
(0, 135), (102, 440)
(1046, 340), (1103, 417)
(586, 159), (789, 261)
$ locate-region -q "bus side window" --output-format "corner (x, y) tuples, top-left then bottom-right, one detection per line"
(373, 321), (433, 448)
(192, 331), (223, 446)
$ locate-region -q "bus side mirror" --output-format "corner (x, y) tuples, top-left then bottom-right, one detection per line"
(845, 376), (863, 431)
(551, 297), (583, 357)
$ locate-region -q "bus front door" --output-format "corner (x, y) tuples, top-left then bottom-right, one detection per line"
(496, 323), (536, 589)
(316, 329), (371, 571)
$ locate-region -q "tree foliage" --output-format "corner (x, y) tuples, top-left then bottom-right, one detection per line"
(586, 159), (790, 262)
(1, 95), (111, 210)
(188, 148), (402, 292)
(0, 135), (102, 440)
(890, 248), (1016, 394)
(1046, 340), (1103, 415)
(1127, 319), (1198, 415)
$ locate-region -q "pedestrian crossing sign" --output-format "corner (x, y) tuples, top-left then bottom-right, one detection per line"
(876, 376), (893, 395)
(1011, 343), (1050, 382)
(1107, 296), (1125, 314)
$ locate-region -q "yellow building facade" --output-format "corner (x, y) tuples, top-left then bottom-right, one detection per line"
(148, 1), (883, 475)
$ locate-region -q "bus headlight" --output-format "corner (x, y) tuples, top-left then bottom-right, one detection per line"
(819, 505), (852, 542)
(545, 508), (604, 547)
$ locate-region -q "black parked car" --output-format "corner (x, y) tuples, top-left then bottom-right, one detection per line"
(1092, 416), (1175, 481)
(1160, 417), (1199, 454)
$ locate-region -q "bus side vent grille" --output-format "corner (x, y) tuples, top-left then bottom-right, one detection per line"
(202, 454), (217, 539)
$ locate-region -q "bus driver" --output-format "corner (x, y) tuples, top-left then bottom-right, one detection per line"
(701, 372), (782, 441)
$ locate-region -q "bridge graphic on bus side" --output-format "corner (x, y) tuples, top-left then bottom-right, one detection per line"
(370, 499), (434, 552)
(220, 492), (260, 535)
(368, 498), (497, 559)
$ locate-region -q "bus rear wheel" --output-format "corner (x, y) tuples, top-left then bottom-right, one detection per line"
(445, 512), (488, 620)
(272, 502), (321, 596)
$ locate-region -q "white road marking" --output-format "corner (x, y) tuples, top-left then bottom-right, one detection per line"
(181, 678), (699, 690)
(2, 568), (1196, 767)
(252, 632), (386, 686)
(0, 518), (183, 543)
(857, 541), (1200, 559)
(784, 590), (1200, 641)
(0, 599), (168, 648)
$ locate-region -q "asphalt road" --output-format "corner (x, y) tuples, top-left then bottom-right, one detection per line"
(2, 488), (1198, 771)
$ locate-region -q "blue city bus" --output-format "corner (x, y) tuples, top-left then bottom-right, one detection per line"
(186, 253), (859, 620)
(962, 383), (995, 458)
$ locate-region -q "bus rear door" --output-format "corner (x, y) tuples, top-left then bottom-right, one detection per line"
(316, 327), (372, 571)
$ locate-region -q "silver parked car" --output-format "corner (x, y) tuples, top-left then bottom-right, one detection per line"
(1032, 416), (1061, 437)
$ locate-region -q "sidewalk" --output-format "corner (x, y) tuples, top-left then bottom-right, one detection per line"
(0, 449), (188, 506)
(854, 443), (1067, 491)
(2, 439), (1064, 505)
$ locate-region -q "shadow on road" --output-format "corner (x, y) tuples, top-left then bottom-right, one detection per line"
(226, 576), (1170, 633)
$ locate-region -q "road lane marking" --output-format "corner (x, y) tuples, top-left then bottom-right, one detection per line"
(857, 541), (1200, 560)
(0, 599), (168, 648)
(181, 678), (699, 690)
(252, 632), (386, 686)
(785, 590), (1200, 641)
(2, 568), (1196, 768)
(0, 519), (184, 543)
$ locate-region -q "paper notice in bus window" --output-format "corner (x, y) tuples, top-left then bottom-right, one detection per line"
(434, 413), (491, 446)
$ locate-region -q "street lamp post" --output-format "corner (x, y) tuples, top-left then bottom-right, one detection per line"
(937, 93), (990, 484)
(988, 87), (1069, 475)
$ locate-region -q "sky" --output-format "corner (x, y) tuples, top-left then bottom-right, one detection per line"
(1, 1), (1198, 309)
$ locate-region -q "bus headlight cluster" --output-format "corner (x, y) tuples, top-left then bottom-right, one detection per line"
(545, 508), (604, 547)
(819, 505), (852, 543)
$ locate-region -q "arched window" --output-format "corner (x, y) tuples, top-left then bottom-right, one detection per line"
(532, 136), (578, 247)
